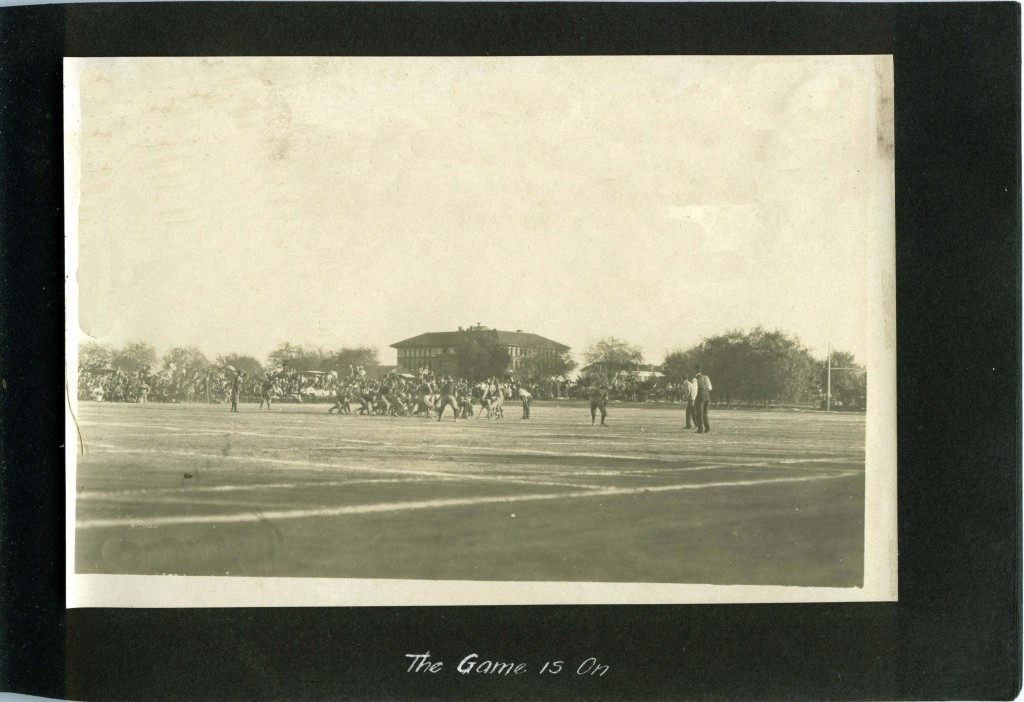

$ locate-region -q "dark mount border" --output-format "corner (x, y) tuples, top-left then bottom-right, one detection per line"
(0, 3), (1019, 700)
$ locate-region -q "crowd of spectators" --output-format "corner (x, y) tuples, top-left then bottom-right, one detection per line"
(77, 367), (216, 404)
(77, 364), (384, 405)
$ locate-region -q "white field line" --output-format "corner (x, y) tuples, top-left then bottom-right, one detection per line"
(82, 445), (606, 491)
(77, 471), (859, 529)
(301, 452), (859, 477)
(415, 447), (862, 468)
(307, 443), (707, 462)
(80, 496), (333, 510)
(691, 459), (861, 473)
(529, 460), (858, 481)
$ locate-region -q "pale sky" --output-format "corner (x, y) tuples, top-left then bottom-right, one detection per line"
(69, 56), (893, 367)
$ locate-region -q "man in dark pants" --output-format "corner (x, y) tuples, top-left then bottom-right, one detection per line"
(436, 376), (459, 422)
(681, 374), (697, 429)
(230, 370), (244, 413)
(260, 374), (276, 410)
(515, 384), (532, 419)
(590, 384), (609, 427)
(694, 366), (712, 433)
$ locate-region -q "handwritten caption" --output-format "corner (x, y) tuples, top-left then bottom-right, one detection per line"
(405, 652), (610, 677)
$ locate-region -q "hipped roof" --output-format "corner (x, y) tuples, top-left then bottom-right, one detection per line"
(391, 329), (569, 352)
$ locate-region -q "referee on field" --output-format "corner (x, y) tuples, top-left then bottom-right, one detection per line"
(590, 384), (609, 427)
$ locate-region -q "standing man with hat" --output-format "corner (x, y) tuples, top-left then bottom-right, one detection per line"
(694, 365), (712, 433)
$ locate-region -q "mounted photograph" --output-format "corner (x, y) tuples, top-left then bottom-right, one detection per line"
(64, 55), (896, 606)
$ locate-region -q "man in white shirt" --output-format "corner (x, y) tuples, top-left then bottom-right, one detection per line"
(681, 376), (698, 429)
(694, 366), (713, 434)
(515, 384), (532, 419)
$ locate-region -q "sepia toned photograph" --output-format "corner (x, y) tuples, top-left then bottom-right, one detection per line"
(64, 55), (897, 607)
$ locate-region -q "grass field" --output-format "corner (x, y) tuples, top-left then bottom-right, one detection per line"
(73, 401), (865, 587)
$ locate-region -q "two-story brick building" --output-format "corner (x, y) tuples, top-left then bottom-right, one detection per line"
(391, 325), (570, 377)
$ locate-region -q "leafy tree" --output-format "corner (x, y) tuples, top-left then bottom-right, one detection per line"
(110, 341), (158, 373)
(266, 343), (379, 375)
(517, 351), (576, 382)
(695, 329), (750, 404)
(78, 340), (113, 371)
(743, 328), (816, 406)
(582, 337), (644, 382)
(322, 346), (379, 375)
(819, 349), (866, 409)
(217, 354), (264, 377)
(583, 337), (644, 367)
(663, 327), (817, 406)
(662, 347), (702, 384)
(516, 351), (577, 396)
(457, 330), (511, 382)
(266, 342), (306, 371)
(163, 346), (210, 374)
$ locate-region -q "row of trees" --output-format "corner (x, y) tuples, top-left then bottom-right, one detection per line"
(265, 343), (379, 375)
(663, 328), (866, 407)
(79, 327), (866, 407)
(575, 330), (866, 408)
(78, 341), (380, 379)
